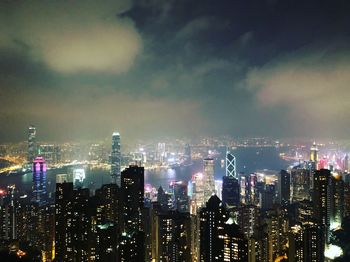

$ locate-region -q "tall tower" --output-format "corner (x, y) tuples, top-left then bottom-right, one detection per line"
(222, 151), (240, 207)
(32, 156), (47, 206)
(28, 125), (37, 162)
(222, 176), (240, 207)
(203, 158), (215, 203)
(111, 132), (121, 186)
(226, 151), (236, 178)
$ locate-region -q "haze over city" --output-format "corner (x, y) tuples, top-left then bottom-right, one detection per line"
(1, 0), (350, 142)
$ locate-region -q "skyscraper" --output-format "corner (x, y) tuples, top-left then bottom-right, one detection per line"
(221, 223), (248, 262)
(111, 132), (121, 186)
(32, 157), (47, 206)
(329, 172), (344, 230)
(291, 167), (311, 202)
(55, 182), (90, 262)
(121, 165), (144, 232)
(288, 222), (325, 262)
(119, 165), (145, 262)
(199, 195), (228, 261)
(226, 151), (236, 178)
(191, 173), (205, 214)
(203, 158), (215, 203)
(278, 170), (290, 205)
(313, 169), (330, 227)
(222, 176), (240, 207)
(170, 181), (189, 212)
(55, 182), (74, 261)
(199, 195), (248, 262)
(28, 125), (37, 162)
(222, 151), (240, 207)
(154, 210), (191, 262)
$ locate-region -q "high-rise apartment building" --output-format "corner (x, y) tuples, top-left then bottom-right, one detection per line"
(28, 125), (37, 162)
(111, 132), (121, 186)
(121, 165), (144, 232)
(278, 170), (290, 205)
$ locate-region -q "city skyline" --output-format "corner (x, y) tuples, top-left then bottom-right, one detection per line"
(1, 1), (350, 143)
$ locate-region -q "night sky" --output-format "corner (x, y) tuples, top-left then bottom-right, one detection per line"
(0, 0), (349, 142)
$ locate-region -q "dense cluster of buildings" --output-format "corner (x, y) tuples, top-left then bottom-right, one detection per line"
(0, 127), (349, 261)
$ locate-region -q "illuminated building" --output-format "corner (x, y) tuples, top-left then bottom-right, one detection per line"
(32, 157), (47, 206)
(249, 224), (269, 262)
(222, 176), (240, 207)
(0, 186), (16, 240)
(28, 125), (37, 162)
(55, 182), (90, 261)
(111, 132), (121, 186)
(73, 168), (85, 188)
(121, 165), (144, 232)
(154, 210), (191, 262)
(199, 195), (228, 262)
(222, 152), (240, 207)
(95, 223), (117, 261)
(240, 174), (249, 204)
(297, 199), (313, 223)
(288, 222), (325, 262)
(55, 182), (74, 261)
(199, 195), (248, 262)
(191, 173), (205, 214)
(214, 180), (223, 200)
(95, 183), (120, 226)
(264, 209), (288, 261)
(237, 204), (259, 238)
(119, 230), (145, 262)
(313, 169), (330, 233)
(249, 173), (259, 205)
(344, 183), (350, 218)
(329, 172), (344, 230)
(203, 158), (215, 203)
(278, 170), (290, 205)
(226, 151), (236, 178)
(291, 167), (311, 202)
(221, 223), (248, 262)
(170, 181), (189, 212)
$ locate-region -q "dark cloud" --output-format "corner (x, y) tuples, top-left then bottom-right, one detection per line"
(0, 0), (350, 142)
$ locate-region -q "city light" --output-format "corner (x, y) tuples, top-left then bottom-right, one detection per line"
(325, 244), (343, 260)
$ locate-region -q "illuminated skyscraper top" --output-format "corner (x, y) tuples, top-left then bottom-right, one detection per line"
(226, 151), (236, 178)
(310, 142), (318, 162)
(111, 132), (121, 186)
(28, 125), (37, 162)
